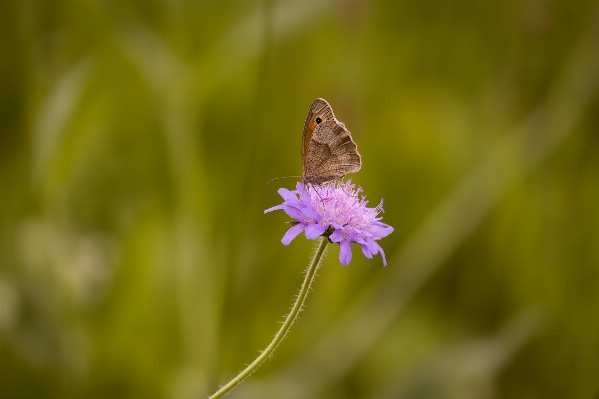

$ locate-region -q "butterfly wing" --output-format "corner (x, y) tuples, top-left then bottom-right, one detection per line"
(302, 120), (361, 185)
(302, 98), (336, 161)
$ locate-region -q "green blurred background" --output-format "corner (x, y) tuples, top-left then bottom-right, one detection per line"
(1, 1), (599, 398)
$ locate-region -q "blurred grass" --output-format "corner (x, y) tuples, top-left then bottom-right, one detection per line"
(1, 1), (599, 399)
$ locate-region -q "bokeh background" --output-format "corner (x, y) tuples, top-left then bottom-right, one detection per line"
(2, 1), (599, 398)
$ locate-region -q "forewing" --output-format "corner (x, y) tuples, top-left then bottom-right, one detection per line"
(301, 98), (336, 161)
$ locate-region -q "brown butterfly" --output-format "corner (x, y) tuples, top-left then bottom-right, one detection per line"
(301, 98), (361, 185)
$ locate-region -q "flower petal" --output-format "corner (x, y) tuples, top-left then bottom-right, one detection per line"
(361, 244), (373, 259)
(264, 205), (285, 214)
(364, 237), (380, 255)
(278, 188), (297, 201)
(379, 247), (388, 266)
(305, 223), (327, 239)
(349, 231), (367, 245)
(283, 206), (306, 222)
(370, 240), (388, 266)
(281, 199), (303, 208)
(370, 222), (394, 238)
(301, 207), (321, 222)
(281, 224), (305, 245)
(339, 240), (353, 266)
(329, 229), (344, 243)
(330, 222), (344, 230)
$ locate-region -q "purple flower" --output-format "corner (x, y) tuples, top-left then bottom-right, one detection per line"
(265, 180), (394, 266)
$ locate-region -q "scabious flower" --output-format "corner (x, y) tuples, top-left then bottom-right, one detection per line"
(265, 180), (393, 266)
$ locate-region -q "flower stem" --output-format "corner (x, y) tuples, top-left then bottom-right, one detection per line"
(208, 237), (329, 399)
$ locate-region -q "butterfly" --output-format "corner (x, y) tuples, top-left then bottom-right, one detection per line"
(301, 98), (362, 185)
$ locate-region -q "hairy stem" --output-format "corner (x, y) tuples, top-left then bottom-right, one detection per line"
(208, 237), (329, 399)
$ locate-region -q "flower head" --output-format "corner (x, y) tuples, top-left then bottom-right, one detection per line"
(265, 180), (393, 266)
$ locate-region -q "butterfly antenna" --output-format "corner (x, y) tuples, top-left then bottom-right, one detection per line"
(266, 176), (301, 184)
